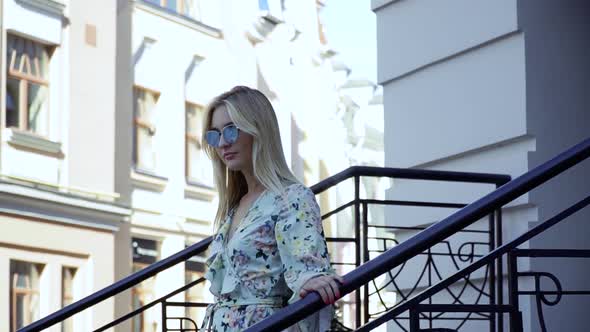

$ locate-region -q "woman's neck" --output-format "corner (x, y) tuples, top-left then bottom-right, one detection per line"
(241, 169), (264, 195)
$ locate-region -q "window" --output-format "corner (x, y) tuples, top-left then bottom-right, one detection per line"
(181, 0), (201, 21)
(258, 0), (283, 22)
(5, 34), (51, 137)
(131, 264), (157, 332)
(143, 0), (202, 21)
(184, 271), (206, 329)
(131, 238), (159, 332)
(185, 103), (213, 187)
(61, 267), (77, 332)
(133, 87), (159, 173)
(184, 246), (207, 329)
(258, 0), (270, 11)
(10, 260), (44, 332)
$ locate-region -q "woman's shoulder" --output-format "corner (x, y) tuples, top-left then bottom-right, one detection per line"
(273, 181), (316, 207)
(281, 181), (313, 196)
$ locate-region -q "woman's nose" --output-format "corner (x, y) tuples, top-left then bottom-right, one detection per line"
(217, 135), (230, 148)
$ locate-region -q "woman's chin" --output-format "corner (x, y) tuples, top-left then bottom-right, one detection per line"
(224, 161), (243, 171)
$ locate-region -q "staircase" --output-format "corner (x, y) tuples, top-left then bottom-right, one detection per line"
(20, 137), (590, 332)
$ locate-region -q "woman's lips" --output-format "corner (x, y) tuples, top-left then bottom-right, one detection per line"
(224, 152), (237, 160)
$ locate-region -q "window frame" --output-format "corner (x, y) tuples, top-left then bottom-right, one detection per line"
(10, 260), (44, 332)
(132, 85), (160, 174)
(184, 269), (205, 328)
(131, 262), (158, 332)
(185, 101), (214, 188)
(61, 266), (77, 332)
(179, 0), (201, 21)
(184, 244), (207, 330)
(5, 34), (53, 138)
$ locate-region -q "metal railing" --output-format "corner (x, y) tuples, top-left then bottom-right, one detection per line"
(21, 165), (510, 331)
(316, 167), (508, 329)
(244, 137), (590, 331)
(28, 138), (590, 331)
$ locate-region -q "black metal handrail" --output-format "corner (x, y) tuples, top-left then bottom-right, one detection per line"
(20, 163), (510, 331)
(310, 166), (509, 193)
(244, 137), (590, 331)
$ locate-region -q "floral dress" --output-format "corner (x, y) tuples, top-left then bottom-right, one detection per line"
(201, 182), (335, 331)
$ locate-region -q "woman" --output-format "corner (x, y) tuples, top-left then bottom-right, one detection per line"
(200, 86), (343, 331)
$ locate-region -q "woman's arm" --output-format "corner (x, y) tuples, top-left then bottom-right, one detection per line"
(275, 184), (342, 303)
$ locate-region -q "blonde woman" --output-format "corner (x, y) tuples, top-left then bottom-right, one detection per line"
(200, 86), (342, 331)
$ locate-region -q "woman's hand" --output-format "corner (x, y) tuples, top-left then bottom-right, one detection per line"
(300, 275), (344, 304)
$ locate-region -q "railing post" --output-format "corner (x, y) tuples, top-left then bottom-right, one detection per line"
(427, 248), (433, 329)
(409, 307), (420, 331)
(489, 212), (497, 332)
(507, 251), (520, 332)
(354, 175), (361, 328)
(496, 207), (504, 331)
(161, 301), (167, 332)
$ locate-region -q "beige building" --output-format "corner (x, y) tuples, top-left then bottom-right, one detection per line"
(0, 0), (130, 331)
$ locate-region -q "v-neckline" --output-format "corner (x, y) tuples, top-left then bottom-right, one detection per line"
(225, 189), (268, 245)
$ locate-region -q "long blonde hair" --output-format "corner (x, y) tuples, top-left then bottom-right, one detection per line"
(203, 86), (299, 229)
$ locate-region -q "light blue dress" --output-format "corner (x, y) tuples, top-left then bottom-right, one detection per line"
(202, 182), (335, 331)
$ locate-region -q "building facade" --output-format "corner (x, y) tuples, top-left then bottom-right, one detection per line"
(0, 0), (385, 331)
(0, 0), (130, 331)
(374, 0), (590, 331)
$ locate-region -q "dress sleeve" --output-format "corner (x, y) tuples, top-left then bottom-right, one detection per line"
(275, 184), (335, 332)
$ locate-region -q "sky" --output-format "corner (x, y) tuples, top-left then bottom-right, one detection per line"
(321, 0), (378, 83)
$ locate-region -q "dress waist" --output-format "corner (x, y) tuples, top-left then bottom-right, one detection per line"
(201, 296), (286, 331)
(216, 296), (286, 307)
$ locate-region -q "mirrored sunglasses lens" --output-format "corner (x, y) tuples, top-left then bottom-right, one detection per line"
(205, 131), (220, 147)
(223, 126), (239, 144)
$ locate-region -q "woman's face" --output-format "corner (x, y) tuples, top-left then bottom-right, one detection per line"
(209, 105), (254, 172)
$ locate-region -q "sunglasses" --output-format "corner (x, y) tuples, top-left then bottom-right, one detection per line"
(205, 124), (240, 147)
